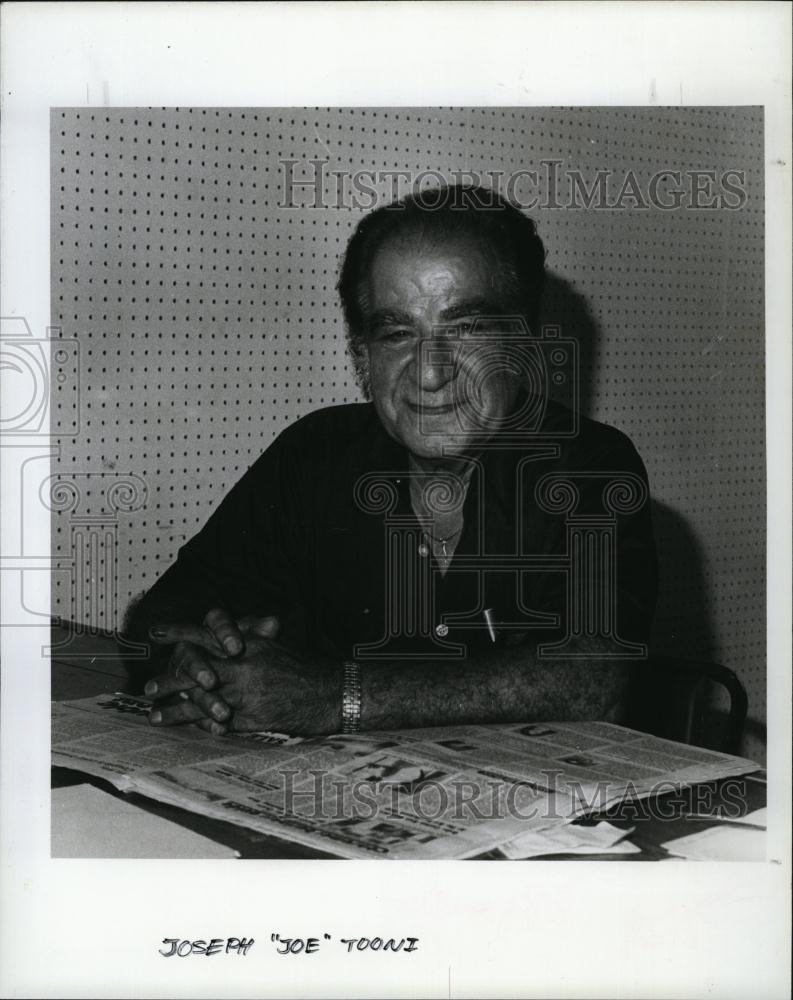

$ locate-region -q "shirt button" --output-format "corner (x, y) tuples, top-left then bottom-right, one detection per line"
(435, 623), (449, 637)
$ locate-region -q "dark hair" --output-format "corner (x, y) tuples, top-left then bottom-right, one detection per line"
(337, 183), (546, 396)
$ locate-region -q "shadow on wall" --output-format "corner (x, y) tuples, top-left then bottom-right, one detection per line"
(540, 269), (760, 755)
(541, 273), (720, 665)
(540, 271), (600, 419)
(649, 498), (717, 660)
(646, 500), (764, 758)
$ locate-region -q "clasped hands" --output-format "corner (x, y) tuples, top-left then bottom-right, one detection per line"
(145, 608), (342, 736)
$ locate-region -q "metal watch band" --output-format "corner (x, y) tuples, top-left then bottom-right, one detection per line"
(341, 660), (362, 733)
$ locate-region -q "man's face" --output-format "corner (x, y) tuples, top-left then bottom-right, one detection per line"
(362, 231), (525, 462)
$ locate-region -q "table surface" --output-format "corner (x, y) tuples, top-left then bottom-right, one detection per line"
(50, 621), (766, 861)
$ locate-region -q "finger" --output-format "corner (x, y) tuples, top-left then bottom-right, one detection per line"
(196, 717), (229, 736)
(148, 622), (225, 654)
(204, 608), (245, 656)
(144, 671), (195, 699)
(148, 699), (206, 726)
(171, 641), (219, 689)
(210, 657), (240, 686)
(238, 615), (280, 639)
(225, 713), (253, 733)
(183, 684), (233, 724)
(144, 642), (218, 698)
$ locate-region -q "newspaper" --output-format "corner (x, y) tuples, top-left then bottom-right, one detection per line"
(499, 821), (640, 859)
(52, 694), (761, 860)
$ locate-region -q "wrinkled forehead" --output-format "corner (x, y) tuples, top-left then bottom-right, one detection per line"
(361, 229), (520, 321)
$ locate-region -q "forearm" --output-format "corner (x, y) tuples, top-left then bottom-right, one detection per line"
(357, 640), (631, 731)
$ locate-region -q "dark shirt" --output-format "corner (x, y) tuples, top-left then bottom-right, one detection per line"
(131, 400), (658, 666)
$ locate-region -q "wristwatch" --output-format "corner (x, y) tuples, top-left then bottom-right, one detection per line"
(341, 660), (362, 733)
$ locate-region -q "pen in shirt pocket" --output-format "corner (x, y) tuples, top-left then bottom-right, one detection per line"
(483, 608), (498, 644)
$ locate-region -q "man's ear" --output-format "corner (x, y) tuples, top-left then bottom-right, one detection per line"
(348, 339), (372, 399)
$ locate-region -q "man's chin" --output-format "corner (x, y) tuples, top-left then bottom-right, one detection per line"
(402, 429), (478, 462)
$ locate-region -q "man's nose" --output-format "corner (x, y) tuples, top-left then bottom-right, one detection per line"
(415, 335), (456, 392)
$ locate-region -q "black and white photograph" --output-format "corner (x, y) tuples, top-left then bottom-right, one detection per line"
(44, 104), (767, 854)
(1, 3), (790, 998)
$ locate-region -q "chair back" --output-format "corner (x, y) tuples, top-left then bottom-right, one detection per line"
(626, 656), (748, 754)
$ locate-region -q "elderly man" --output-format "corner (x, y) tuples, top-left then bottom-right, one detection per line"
(126, 184), (657, 735)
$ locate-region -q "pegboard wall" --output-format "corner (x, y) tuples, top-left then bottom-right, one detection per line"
(50, 107), (766, 756)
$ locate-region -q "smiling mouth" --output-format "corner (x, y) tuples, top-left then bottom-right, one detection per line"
(405, 400), (457, 415)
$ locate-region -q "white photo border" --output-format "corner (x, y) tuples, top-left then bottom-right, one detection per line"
(1, 3), (790, 998)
